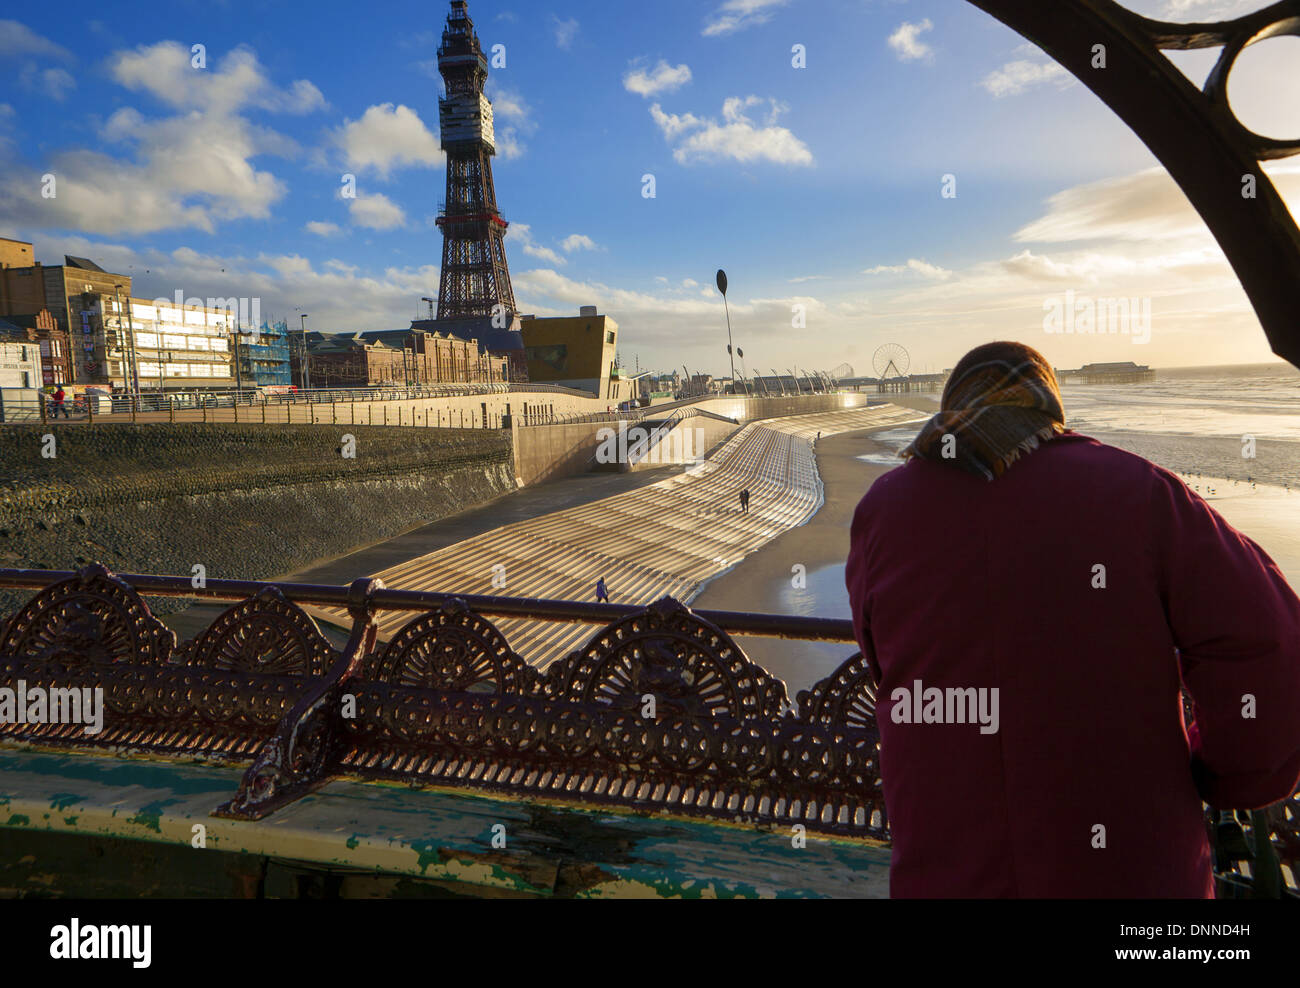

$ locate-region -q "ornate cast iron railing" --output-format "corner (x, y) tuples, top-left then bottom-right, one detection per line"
(971, 0), (1300, 368)
(0, 565), (1294, 896)
(0, 566), (885, 839)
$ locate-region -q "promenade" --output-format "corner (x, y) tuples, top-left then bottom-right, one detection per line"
(309, 402), (927, 669)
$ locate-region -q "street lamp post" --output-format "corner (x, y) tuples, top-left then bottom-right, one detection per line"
(716, 270), (737, 394)
(113, 284), (141, 410)
(299, 313), (310, 391)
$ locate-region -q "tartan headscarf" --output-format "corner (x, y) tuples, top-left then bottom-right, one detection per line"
(902, 341), (1067, 481)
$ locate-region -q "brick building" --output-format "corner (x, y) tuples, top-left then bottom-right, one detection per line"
(0, 241), (134, 384)
(301, 330), (507, 388)
(0, 309), (71, 386)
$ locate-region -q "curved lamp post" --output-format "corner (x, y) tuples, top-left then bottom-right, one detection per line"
(717, 269), (738, 393)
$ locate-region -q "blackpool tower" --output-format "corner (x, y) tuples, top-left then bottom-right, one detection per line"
(433, 3), (517, 322)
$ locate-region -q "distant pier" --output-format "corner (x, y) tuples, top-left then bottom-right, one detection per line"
(1056, 361), (1156, 384)
(839, 373), (948, 394)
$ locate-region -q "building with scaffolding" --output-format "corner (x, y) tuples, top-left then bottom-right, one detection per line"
(235, 321), (292, 388)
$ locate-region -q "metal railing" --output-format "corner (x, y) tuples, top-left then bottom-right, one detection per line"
(2, 381), (618, 428)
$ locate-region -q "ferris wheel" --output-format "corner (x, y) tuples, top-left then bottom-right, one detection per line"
(873, 344), (910, 379)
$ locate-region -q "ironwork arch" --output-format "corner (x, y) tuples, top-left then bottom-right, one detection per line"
(969, 0), (1300, 368)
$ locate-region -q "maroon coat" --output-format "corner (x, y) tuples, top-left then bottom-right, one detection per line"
(845, 432), (1300, 898)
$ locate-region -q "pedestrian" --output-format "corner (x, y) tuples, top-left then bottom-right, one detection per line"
(739, 488), (750, 514)
(51, 386), (70, 419)
(845, 340), (1300, 898)
(595, 577), (610, 603)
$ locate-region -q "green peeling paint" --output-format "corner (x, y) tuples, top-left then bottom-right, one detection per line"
(410, 840), (446, 876)
(6, 814), (31, 827)
(49, 793), (82, 811)
(126, 799), (184, 834)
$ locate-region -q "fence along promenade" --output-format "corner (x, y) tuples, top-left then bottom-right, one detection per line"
(4, 382), (606, 428)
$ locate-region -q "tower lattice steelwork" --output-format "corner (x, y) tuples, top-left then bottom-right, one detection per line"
(434, 1), (516, 321)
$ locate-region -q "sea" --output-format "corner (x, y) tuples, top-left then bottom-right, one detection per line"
(773, 363), (1300, 686)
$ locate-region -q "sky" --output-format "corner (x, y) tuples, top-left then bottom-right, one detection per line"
(1, 0), (1298, 379)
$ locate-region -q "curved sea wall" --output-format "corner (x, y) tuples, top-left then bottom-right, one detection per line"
(0, 423), (516, 615)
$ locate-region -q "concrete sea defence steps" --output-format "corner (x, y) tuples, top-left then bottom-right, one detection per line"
(311, 403), (926, 670)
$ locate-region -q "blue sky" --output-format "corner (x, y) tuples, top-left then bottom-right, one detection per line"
(1, 0), (1297, 377)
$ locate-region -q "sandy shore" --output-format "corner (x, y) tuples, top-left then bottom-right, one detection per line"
(692, 403), (1300, 697)
(690, 426), (905, 694)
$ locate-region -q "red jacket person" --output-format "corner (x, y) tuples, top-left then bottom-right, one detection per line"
(845, 341), (1300, 897)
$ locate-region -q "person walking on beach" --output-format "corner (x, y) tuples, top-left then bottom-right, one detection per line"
(50, 386), (69, 419)
(595, 577), (610, 603)
(739, 488), (750, 514)
(845, 340), (1300, 898)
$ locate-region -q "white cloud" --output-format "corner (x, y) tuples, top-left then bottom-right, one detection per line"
(29, 236), (452, 338)
(864, 258), (952, 279)
(702, 0), (789, 37)
(305, 221), (341, 237)
(1, 111), (286, 235)
(508, 224), (565, 265)
(981, 59), (1071, 98)
(649, 96), (812, 166)
(888, 20), (934, 63)
(20, 64), (76, 101)
(0, 41), (334, 235)
(0, 20), (71, 59)
(110, 42), (325, 115)
(349, 193), (406, 230)
(623, 60), (692, 98)
(560, 234), (598, 252)
(552, 16), (579, 49)
(486, 83), (535, 160)
(333, 103), (443, 178)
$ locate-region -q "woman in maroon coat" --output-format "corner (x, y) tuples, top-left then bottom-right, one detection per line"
(845, 341), (1300, 897)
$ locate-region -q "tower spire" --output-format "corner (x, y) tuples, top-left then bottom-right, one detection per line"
(434, 0), (516, 321)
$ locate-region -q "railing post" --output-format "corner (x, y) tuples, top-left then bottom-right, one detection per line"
(169, 397), (175, 424)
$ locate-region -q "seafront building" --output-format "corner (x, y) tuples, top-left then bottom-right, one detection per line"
(300, 329), (507, 388)
(234, 320), (293, 388)
(0, 340), (42, 389)
(520, 307), (640, 404)
(0, 311), (71, 386)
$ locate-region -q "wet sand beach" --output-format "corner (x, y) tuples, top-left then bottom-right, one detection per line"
(690, 426), (906, 695)
(693, 407), (1300, 698)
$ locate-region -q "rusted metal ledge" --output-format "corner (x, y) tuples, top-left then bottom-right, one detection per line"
(0, 568), (858, 642)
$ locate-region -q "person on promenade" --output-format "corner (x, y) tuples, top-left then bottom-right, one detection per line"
(50, 386), (70, 419)
(739, 489), (750, 514)
(595, 577), (610, 603)
(846, 340), (1300, 898)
